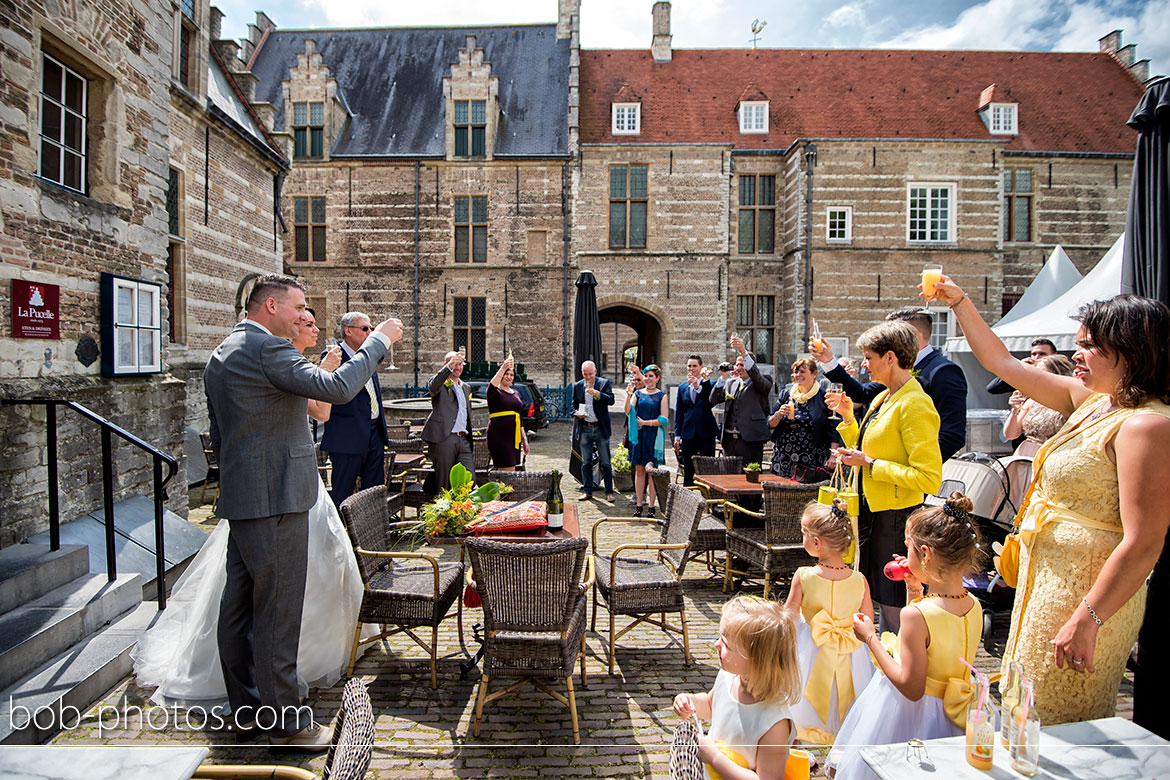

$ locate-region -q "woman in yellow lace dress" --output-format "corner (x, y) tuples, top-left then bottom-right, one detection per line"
(931, 279), (1170, 724)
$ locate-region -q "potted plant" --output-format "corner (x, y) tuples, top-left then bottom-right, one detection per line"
(417, 464), (503, 542)
(611, 443), (634, 492)
(744, 462), (762, 483)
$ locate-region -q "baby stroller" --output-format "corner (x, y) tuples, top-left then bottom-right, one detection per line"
(924, 452), (1030, 656)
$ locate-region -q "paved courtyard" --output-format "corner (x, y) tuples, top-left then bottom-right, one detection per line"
(50, 421), (1134, 777)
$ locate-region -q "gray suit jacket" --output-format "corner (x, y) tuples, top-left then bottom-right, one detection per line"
(421, 365), (474, 444)
(204, 321), (388, 520)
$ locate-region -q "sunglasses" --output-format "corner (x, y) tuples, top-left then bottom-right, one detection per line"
(348, 325), (372, 332)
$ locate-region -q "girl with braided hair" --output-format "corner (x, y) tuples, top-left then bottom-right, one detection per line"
(786, 498), (875, 744)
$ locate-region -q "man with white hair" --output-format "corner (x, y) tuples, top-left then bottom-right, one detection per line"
(571, 360), (616, 502)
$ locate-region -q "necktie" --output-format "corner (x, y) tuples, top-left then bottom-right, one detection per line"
(366, 377), (378, 419)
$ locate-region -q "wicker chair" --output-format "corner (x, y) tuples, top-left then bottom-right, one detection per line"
(591, 483), (705, 675)
(692, 455), (744, 476)
(314, 443), (332, 489)
(483, 469), (555, 498)
(473, 443), (493, 473)
(465, 536), (593, 744)
(198, 432), (221, 509)
(338, 485), (463, 688)
(385, 422), (412, 439)
(647, 465), (728, 575)
(723, 480), (821, 599)
(193, 677), (373, 780)
(387, 437), (433, 517)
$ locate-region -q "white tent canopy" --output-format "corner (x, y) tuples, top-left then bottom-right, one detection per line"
(949, 234), (1125, 354)
(994, 245), (1082, 327)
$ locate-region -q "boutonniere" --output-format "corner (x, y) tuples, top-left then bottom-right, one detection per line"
(444, 379), (454, 390)
(909, 368), (921, 379)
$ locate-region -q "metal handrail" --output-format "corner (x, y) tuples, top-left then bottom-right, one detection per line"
(2, 398), (179, 609)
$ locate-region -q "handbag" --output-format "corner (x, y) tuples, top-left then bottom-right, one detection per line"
(995, 533), (1022, 589)
(670, 719), (812, 780)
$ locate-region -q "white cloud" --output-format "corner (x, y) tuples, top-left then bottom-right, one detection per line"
(879, 0), (1055, 50)
(825, 0), (872, 29)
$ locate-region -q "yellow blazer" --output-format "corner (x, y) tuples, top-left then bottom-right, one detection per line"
(837, 376), (942, 511)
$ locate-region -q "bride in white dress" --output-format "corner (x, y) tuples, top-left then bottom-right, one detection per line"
(133, 308), (368, 707)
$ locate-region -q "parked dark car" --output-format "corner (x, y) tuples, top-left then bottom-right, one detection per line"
(465, 380), (549, 432)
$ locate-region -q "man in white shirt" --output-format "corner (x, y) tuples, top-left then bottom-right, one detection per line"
(421, 350), (475, 489)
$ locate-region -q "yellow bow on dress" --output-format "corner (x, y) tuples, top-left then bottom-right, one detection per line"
(924, 674), (976, 731)
(804, 611), (863, 723)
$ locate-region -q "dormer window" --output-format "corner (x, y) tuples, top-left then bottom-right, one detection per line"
(455, 99), (486, 157)
(612, 103), (641, 135)
(988, 103), (1017, 134)
(738, 101), (768, 134)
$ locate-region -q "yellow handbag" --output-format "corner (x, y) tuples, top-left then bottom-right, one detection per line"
(994, 534), (1022, 589)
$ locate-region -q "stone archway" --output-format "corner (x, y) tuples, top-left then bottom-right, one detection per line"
(596, 295), (673, 386)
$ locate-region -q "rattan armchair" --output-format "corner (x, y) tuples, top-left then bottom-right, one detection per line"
(723, 480), (821, 599)
(591, 483), (705, 675)
(692, 455), (744, 475)
(647, 465), (728, 575)
(338, 485), (463, 688)
(465, 536), (594, 744)
(387, 437), (433, 517)
(483, 469), (555, 498)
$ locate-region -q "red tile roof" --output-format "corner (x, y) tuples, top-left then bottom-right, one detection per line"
(580, 49), (1142, 153)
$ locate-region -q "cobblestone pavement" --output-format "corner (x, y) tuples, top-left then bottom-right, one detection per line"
(51, 421), (1134, 777)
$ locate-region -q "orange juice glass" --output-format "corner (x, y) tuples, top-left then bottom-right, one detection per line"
(921, 265), (943, 301)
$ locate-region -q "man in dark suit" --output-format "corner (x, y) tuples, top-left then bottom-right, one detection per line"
(813, 308), (968, 461)
(421, 350), (475, 490)
(572, 360), (617, 501)
(712, 336), (773, 465)
(985, 337), (1058, 395)
(673, 354), (718, 486)
(321, 311), (389, 507)
(205, 274), (400, 749)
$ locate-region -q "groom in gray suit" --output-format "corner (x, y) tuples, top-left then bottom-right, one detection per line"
(204, 274), (401, 749)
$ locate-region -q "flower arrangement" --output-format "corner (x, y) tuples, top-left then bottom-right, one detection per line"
(418, 464), (504, 537)
(744, 462), (762, 471)
(612, 443), (632, 474)
(744, 462), (762, 483)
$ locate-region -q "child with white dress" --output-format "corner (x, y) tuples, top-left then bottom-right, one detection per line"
(786, 498), (875, 744)
(827, 493), (984, 780)
(673, 596), (802, 780)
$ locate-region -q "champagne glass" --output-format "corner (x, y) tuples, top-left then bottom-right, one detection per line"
(811, 319), (823, 353)
(921, 264), (943, 310)
(385, 318), (399, 370)
(827, 382), (844, 422)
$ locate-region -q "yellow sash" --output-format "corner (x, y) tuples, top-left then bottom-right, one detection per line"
(804, 611), (862, 722)
(489, 410), (522, 449)
(924, 674), (975, 730)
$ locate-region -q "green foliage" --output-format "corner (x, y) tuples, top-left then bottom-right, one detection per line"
(612, 444), (632, 474)
(745, 462), (762, 471)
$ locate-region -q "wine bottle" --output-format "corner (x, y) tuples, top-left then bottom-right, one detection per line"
(546, 469), (564, 530)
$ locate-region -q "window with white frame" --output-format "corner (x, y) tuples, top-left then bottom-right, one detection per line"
(612, 103), (640, 134)
(102, 273), (163, 376)
(39, 53), (87, 193)
(907, 184), (956, 243)
(929, 310), (952, 354)
(989, 103), (1017, 134)
(827, 206), (852, 242)
(738, 102), (768, 133)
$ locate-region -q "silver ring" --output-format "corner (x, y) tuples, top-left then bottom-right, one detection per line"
(1072, 658), (1085, 665)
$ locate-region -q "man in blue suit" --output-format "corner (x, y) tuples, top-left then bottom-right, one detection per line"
(812, 308), (968, 461)
(673, 354), (718, 486)
(321, 311), (389, 506)
(571, 360), (616, 501)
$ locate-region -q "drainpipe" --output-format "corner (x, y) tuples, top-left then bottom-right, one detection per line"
(802, 143), (817, 347)
(562, 160), (570, 387)
(413, 160), (421, 386)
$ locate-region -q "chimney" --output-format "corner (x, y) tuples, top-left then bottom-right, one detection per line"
(652, 1), (672, 64)
(1116, 43), (1136, 66)
(209, 6), (224, 40)
(1098, 30), (1122, 54)
(1131, 59), (1150, 83)
(557, 0), (580, 41)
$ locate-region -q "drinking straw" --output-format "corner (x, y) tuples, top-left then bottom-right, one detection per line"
(1017, 681), (1032, 747)
(961, 658), (989, 712)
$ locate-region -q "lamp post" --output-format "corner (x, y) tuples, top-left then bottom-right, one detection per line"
(802, 142), (817, 347)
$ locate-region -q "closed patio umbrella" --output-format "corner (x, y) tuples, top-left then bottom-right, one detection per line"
(1121, 75), (1170, 740)
(570, 271), (604, 484)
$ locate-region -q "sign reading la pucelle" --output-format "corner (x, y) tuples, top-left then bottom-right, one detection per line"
(11, 279), (60, 339)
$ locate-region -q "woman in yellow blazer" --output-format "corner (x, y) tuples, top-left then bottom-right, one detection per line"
(828, 321), (943, 633)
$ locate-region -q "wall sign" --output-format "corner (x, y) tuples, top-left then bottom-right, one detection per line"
(11, 279), (60, 339)
(100, 272), (162, 376)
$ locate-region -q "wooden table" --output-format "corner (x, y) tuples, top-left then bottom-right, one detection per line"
(860, 716), (1170, 780)
(695, 472), (799, 499)
(390, 452), (426, 472)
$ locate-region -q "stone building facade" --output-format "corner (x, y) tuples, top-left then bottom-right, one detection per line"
(0, 0), (287, 547)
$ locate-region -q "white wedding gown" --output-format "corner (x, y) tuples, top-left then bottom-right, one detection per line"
(132, 476), (368, 707)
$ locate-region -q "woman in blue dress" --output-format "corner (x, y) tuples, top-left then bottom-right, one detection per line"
(624, 364), (669, 517)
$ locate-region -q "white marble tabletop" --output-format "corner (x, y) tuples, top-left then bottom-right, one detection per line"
(0, 746), (209, 780)
(860, 717), (1170, 780)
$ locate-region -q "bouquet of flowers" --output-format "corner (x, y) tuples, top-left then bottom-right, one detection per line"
(419, 464), (505, 537)
(612, 443), (632, 474)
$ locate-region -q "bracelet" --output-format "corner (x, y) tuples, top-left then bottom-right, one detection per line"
(1082, 597), (1103, 626)
(949, 293), (970, 309)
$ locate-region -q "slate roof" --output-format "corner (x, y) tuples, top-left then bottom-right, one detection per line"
(250, 24), (570, 157)
(580, 49), (1143, 154)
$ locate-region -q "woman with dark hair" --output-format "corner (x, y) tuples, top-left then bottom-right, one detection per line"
(768, 357), (839, 483)
(930, 277), (1170, 725)
(827, 321), (943, 633)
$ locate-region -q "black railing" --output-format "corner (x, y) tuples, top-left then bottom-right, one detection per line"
(2, 399), (178, 609)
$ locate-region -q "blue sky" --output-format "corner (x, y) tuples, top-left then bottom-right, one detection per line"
(216, 0), (1167, 79)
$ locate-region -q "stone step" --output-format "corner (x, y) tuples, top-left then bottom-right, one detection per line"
(0, 544), (89, 617)
(0, 573), (142, 692)
(0, 601), (156, 745)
